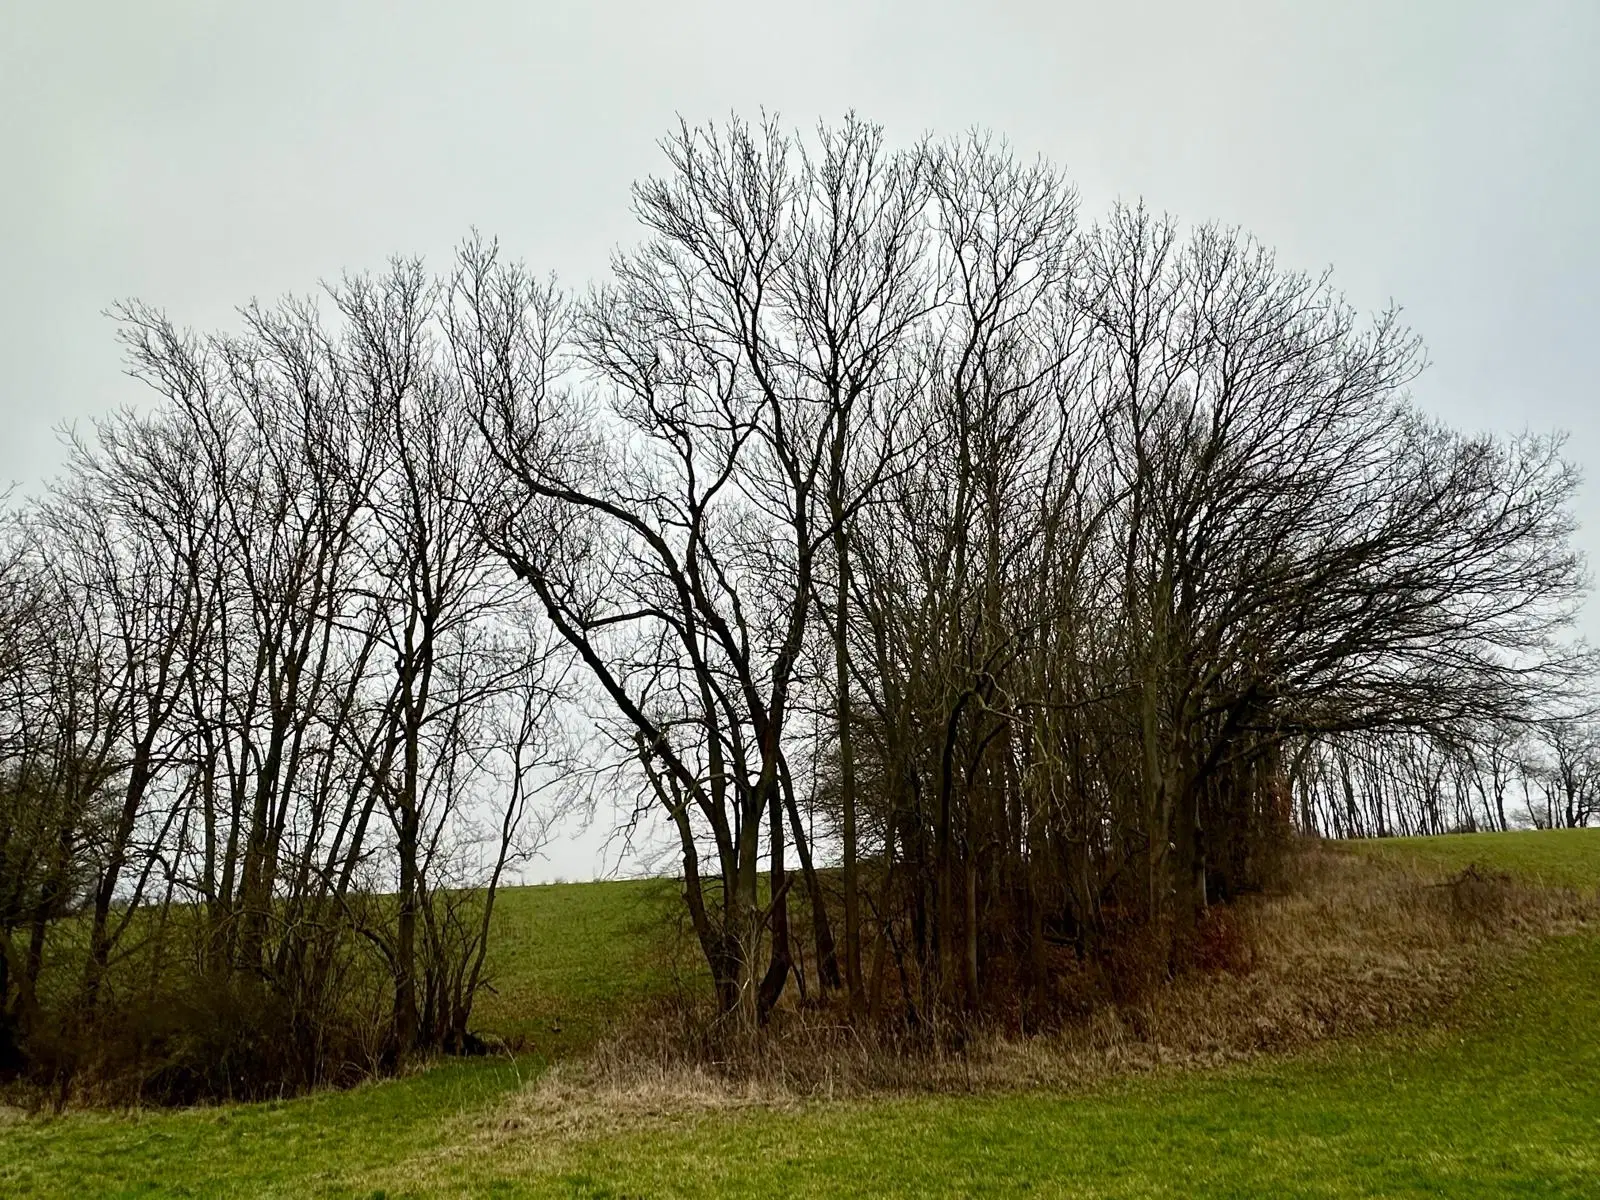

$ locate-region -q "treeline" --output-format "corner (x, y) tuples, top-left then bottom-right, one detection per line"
(1299, 719), (1600, 838)
(1, 115), (1590, 1098)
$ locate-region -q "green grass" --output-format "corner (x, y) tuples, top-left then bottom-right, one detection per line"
(21, 875), (690, 1054)
(6, 928), (1596, 1198)
(2, 829), (1596, 1198)
(473, 875), (687, 1051)
(0, 1056), (524, 1198)
(0, 876), (688, 1198)
(394, 933), (1600, 1199)
(1346, 826), (1600, 891)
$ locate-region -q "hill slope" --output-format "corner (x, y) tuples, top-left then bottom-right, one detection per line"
(2, 829), (1595, 1198)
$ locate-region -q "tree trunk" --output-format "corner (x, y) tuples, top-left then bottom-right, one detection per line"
(833, 536), (864, 1014)
(782, 767), (841, 991)
(757, 781), (791, 1018)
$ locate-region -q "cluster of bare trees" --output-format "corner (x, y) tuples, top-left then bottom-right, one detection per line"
(466, 117), (1588, 1031)
(1300, 716), (1600, 838)
(0, 271), (566, 1098)
(2, 114), (1590, 1086)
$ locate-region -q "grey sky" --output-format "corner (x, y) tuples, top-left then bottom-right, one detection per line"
(2, 0), (1596, 874)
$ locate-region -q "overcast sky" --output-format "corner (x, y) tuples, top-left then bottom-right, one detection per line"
(3, 0), (1596, 875)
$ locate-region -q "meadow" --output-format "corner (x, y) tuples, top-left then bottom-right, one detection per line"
(1348, 826), (1600, 890)
(2, 828), (1596, 1199)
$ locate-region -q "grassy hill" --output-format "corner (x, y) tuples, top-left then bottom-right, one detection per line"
(2, 829), (1597, 1198)
(472, 875), (686, 1052)
(1348, 826), (1600, 891)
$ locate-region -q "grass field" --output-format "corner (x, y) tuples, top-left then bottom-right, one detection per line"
(1347, 826), (1600, 892)
(472, 875), (686, 1051)
(2, 829), (1596, 1198)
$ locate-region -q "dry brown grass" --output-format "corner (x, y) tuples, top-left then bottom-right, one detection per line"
(481, 847), (1594, 1140)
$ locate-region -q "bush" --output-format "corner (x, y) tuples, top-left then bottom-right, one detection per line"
(6, 971), (382, 1108)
